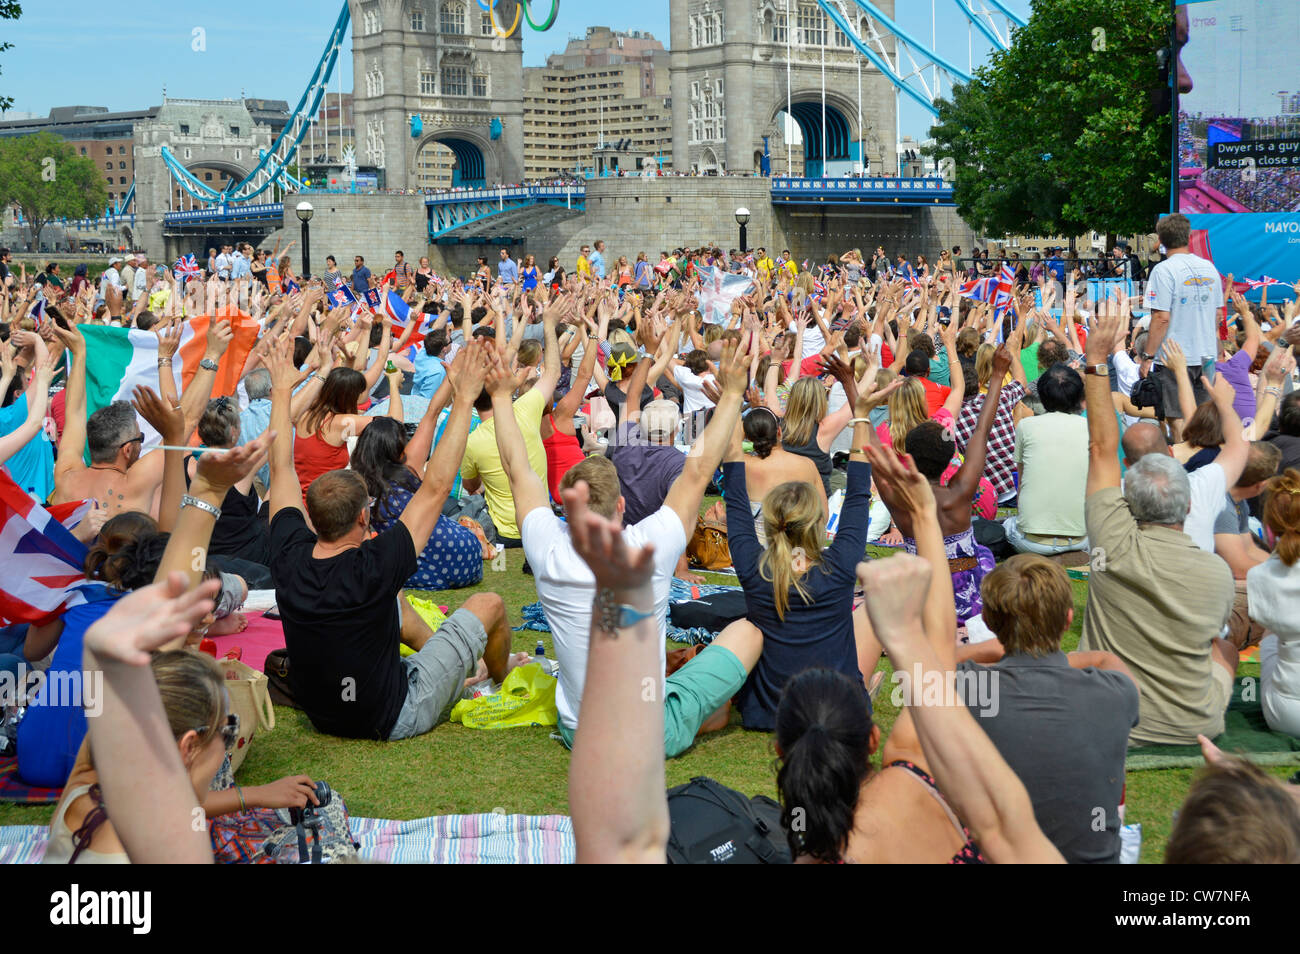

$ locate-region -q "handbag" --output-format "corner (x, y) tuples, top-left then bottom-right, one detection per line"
(219, 655), (276, 772)
(686, 502), (731, 571)
(263, 648), (300, 710)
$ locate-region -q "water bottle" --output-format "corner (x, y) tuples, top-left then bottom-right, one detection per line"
(534, 641), (558, 678)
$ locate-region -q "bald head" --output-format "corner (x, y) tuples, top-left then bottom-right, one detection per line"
(1122, 422), (1171, 468)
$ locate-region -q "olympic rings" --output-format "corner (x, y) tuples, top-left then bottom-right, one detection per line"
(474, 0), (559, 38)
(489, 0), (521, 39)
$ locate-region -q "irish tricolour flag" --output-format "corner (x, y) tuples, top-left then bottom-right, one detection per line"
(78, 314), (259, 449)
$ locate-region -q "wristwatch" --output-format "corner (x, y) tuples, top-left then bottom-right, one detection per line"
(1084, 364), (1110, 377)
(1139, 352), (1156, 362)
(595, 587), (655, 635)
(199, 357), (220, 372)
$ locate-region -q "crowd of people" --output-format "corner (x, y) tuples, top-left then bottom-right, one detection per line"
(1, 207), (1299, 865)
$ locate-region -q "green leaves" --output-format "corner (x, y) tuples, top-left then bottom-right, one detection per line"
(926, 0), (1172, 238)
(0, 132), (109, 248)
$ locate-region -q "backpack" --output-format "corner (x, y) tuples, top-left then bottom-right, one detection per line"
(665, 777), (792, 864)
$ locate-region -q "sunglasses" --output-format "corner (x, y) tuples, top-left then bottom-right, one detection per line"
(197, 712), (240, 751)
(120, 435), (144, 449)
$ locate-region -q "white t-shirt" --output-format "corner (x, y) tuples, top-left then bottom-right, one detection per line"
(522, 505), (687, 730)
(1113, 350), (1141, 426)
(673, 365), (716, 414)
(1145, 254), (1222, 363)
(1184, 461), (1227, 553)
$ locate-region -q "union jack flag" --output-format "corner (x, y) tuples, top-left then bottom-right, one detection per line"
(174, 253), (202, 283)
(0, 470), (96, 626)
(281, 277), (301, 295)
(1244, 276), (1283, 290)
(27, 298), (47, 331)
(958, 277), (997, 301)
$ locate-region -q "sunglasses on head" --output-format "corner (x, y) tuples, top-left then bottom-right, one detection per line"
(196, 712), (240, 751)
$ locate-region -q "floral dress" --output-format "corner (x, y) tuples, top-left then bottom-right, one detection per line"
(903, 527), (995, 624)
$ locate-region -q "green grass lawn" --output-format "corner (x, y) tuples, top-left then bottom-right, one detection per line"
(0, 545), (1288, 864)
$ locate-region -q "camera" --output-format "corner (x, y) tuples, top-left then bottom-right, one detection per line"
(288, 780), (332, 826)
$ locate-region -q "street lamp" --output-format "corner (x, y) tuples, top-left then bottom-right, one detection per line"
(295, 201), (314, 279)
(735, 207), (751, 254)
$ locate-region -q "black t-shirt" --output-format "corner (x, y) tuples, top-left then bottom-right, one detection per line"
(269, 509), (418, 739)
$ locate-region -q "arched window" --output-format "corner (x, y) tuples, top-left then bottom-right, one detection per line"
(440, 1), (464, 35)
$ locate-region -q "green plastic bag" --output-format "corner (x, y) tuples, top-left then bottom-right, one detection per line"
(450, 662), (559, 730)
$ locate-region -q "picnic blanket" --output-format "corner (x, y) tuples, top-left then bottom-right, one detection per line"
(1126, 677), (1300, 771)
(516, 579), (744, 647)
(0, 813), (575, 865)
(0, 756), (62, 804)
(210, 610), (286, 674)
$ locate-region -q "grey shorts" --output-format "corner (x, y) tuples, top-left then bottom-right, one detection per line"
(388, 608), (488, 740)
(1152, 362), (1210, 420)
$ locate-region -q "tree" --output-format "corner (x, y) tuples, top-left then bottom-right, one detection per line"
(0, 133), (109, 249)
(926, 0), (1172, 241)
(0, 1), (21, 114)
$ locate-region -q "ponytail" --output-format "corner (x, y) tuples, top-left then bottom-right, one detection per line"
(1264, 469), (1300, 567)
(775, 670), (874, 863)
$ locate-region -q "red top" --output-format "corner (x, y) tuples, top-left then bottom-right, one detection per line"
(293, 430), (349, 500)
(543, 414), (586, 504)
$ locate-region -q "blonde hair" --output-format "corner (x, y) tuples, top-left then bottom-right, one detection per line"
(782, 377), (827, 449)
(886, 377), (929, 452)
(759, 482), (825, 620)
(560, 456), (622, 520)
(975, 343), (996, 389)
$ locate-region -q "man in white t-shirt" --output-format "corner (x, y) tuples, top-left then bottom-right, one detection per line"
(488, 332), (763, 757)
(1142, 213), (1222, 441)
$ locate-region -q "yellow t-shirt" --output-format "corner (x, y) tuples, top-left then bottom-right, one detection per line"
(460, 388), (548, 540)
(576, 255), (592, 280)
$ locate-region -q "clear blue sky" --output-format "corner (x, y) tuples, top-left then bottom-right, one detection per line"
(0, 0), (1027, 140)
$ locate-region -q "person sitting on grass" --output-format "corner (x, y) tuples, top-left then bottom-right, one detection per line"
(563, 462), (1064, 864)
(955, 555), (1139, 863)
(263, 337), (521, 741)
(874, 345), (1009, 626)
(1249, 469), (1300, 739)
(722, 375), (897, 731)
(352, 416), (485, 591)
(491, 329), (764, 757)
(1079, 305), (1238, 747)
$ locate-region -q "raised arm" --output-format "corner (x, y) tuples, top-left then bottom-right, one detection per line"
(52, 322), (88, 485)
(0, 350), (54, 466)
(945, 346), (1006, 501)
(152, 432), (271, 650)
(82, 574), (222, 864)
(662, 330), (756, 538)
(1084, 306), (1126, 497)
(398, 342), (489, 549)
(555, 320), (602, 420)
(483, 346), (551, 532)
(860, 555), (1064, 864)
(565, 482), (666, 864)
(267, 338), (306, 519)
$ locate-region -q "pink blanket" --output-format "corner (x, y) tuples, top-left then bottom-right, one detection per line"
(210, 611), (285, 673)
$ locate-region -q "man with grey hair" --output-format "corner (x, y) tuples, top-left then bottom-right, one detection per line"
(1079, 306), (1237, 746)
(240, 367), (274, 489)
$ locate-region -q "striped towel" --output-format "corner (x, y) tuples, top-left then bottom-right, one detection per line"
(0, 813), (575, 865)
(350, 813), (574, 864)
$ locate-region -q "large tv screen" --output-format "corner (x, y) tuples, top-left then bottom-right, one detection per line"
(1177, 0), (1300, 215)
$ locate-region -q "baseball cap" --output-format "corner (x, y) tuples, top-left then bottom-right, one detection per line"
(642, 400), (682, 442)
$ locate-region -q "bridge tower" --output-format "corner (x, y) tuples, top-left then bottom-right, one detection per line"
(670, 0), (898, 177)
(133, 98), (275, 258)
(349, 0), (525, 191)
